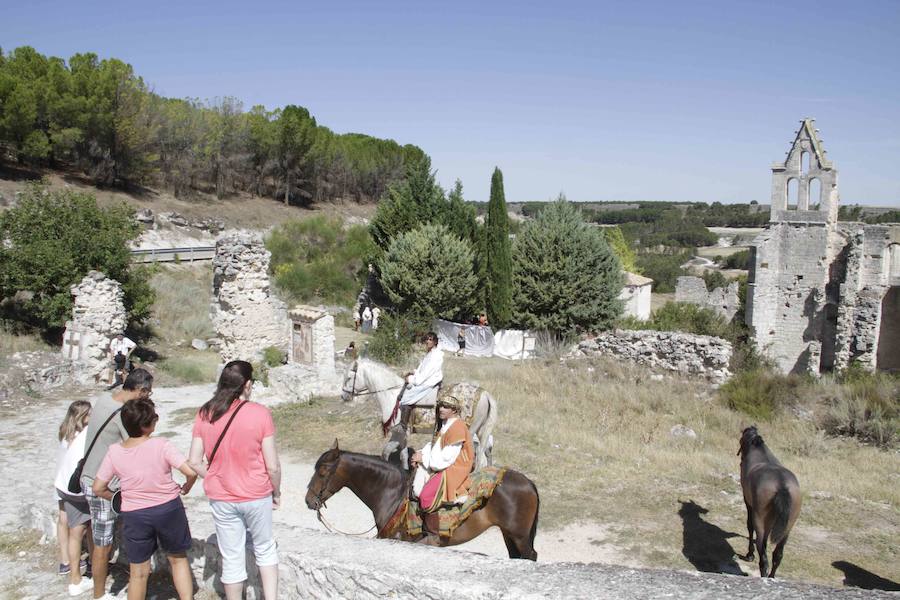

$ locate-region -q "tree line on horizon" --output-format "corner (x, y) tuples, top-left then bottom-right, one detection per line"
(0, 46), (425, 204)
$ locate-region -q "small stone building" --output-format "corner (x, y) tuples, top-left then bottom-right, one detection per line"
(746, 119), (900, 374)
(288, 305), (336, 380)
(619, 272), (653, 321)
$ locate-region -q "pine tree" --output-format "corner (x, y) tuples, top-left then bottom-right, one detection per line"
(484, 167), (512, 327)
(369, 156), (446, 252)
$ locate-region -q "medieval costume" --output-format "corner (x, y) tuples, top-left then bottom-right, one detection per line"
(412, 396), (474, 511)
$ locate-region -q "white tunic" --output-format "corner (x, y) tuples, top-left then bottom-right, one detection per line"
(401, 348), (443, 406)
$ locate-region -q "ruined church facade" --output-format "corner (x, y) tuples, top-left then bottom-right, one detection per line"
(746, 119), (900, 374)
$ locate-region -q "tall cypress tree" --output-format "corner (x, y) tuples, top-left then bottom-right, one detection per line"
(484, 167), (512, 327)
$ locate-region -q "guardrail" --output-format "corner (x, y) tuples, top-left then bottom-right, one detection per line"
(130, 246), (216, 263)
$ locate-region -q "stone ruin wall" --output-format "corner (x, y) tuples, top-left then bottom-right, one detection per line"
(211, 232), (289, 363)
(675, 276), (740, 321)
(746, 223), (837, 375)
(573, 329), (732, 383)
(61, 271), (127, 384)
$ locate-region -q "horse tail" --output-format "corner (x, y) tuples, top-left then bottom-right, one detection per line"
(771, 485), (792, 545)
(528, 478), (540, 548)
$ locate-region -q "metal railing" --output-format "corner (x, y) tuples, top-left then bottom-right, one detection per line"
(130, 246), (216, 263)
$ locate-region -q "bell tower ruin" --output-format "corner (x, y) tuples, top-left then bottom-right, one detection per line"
(746, 119), (900, 375)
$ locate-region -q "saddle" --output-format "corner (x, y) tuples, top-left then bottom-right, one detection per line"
(403, 466), (507, 539)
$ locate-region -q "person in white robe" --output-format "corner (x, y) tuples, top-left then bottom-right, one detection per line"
(398, 332), (443, 429)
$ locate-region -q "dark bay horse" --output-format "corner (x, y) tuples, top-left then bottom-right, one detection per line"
(737, 426), (802, 578)
(305, 441), (540, 560)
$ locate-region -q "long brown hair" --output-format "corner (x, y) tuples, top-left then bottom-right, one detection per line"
(199, 360), (253, 423)
(58, 401), (92, 442)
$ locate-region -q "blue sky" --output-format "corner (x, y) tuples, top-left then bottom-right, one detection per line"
(3, 0), (899, 205)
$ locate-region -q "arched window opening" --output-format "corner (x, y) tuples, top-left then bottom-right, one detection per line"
(801, 151), (810, 175)
(809, 178), (822, 209)
(786, 178), (799, 209)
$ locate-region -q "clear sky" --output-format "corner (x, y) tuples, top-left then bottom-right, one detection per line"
(3, 0), (899, 206)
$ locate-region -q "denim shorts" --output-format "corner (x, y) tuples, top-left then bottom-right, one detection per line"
(121, 497), (192, 564)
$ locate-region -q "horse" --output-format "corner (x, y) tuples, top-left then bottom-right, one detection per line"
(340, 359), (498, 469)
(737, 426), (802, 578)
(305, 441), (539, 560)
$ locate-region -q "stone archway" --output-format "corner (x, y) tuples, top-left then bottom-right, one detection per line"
(876, 287), (900, 372)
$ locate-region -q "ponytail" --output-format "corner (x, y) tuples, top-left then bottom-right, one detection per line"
(199, 360), (253, 423)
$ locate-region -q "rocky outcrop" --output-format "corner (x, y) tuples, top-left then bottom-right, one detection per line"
(61, 271), (127, 384)
(211, 232), (289, 362)
(573, 329), (732, 383)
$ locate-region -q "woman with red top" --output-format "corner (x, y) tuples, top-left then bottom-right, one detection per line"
(188, 360), (281, 600)
(92, 398), (197, 600)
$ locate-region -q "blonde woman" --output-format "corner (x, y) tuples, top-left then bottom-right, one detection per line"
(53, 400), (94, 596)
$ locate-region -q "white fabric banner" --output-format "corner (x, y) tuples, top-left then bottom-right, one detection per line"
(432, 319), (494, 357)
(431, 319), (533, 360)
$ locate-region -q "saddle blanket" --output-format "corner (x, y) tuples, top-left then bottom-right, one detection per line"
(404, 466), (507, 538)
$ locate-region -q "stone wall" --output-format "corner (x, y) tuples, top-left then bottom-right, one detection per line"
(61, 271), (127, 384)
(20, 500), (887, 600)
(211, 232), (289, 362)
(675, 276), (740, 321)
(572, 329), (732, 383)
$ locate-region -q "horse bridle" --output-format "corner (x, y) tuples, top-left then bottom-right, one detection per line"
(313, 453), (377, 536)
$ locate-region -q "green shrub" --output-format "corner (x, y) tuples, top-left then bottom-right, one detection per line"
(719, 369), (807, 421)
(263, 346), (284, 368)
(721, 249), (751, 270)
(379, 223), (478, 321)
(636, 251), (691, 292)
(367, 313), (415, 365)
(0, 183), (154, 330)
(700, 269), (729, 291)
(267, 216), (374, 307)
(624, 302), (731, 339)
(159, 355), (218, 384)
(512, 198), (623, 333)
(821, 368), (900, 447)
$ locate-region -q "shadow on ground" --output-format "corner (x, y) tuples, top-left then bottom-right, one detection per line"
(832, 560), (900, 591)
(678, 500), (745, 576)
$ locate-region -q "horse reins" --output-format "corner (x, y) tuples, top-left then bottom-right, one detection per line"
(313, 456), (377, 537)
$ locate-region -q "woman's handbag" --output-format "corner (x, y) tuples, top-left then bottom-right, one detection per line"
(111, 490), (122, 514)
(67, 408), (123, 494)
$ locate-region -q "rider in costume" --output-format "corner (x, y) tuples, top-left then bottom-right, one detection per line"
(410, 394), (473, 510)
(398, 332), (443, 430)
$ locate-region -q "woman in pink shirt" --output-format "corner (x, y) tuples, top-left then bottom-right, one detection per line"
(188, 360), (281, 600)
(93, 399), (197, 600)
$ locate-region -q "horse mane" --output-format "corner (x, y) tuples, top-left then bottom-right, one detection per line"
(357, 358), (403, 384)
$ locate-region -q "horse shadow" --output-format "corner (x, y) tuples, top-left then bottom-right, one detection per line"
(678, 500), (745, 576)
(832, 561), (900, 591)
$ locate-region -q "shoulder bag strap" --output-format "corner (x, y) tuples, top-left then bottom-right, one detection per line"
(207, 401), (248, 465)
(82, 407), (123, 462)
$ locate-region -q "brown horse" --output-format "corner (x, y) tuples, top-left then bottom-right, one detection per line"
(737, 426), (802, 578)
(305, 441), (540, 560)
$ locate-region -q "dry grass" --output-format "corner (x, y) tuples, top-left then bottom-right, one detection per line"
(0, 327), (51, 357)
(147, 264), (215, 343)
(273, 353), (900, 587)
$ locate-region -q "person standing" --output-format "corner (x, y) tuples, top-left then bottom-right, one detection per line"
(107, 333), (137, 386)
(456, 327), (466, 357)
(81, 368), (154, 600)
(361, 305), (373, 333)
(92, 398), (197, 600)
(189, 361), (281, 600)
(352, 303), (361, 332)
(371, 306), (381, 331)
(54, 401), (94, 596)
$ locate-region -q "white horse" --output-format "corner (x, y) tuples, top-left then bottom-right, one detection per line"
(341, 358), (497, 469)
